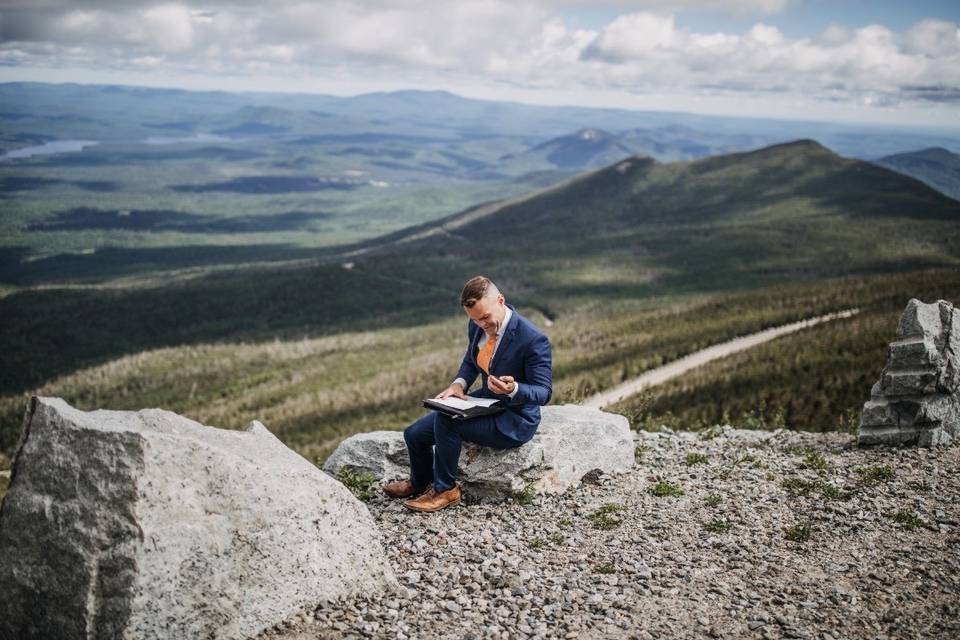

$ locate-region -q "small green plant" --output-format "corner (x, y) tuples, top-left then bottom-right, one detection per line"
(549, 533), (564, 545)
(734, 453), (757, 466)
(593, 562), (617, 574)
(635, 444), (651, 459)
(699, 425), (724, 441)
(738, 406), (786, 430)
(557, 517), (573, 527)
(891, 509), (924, 530)
(621, 390), (655, 430)
(783, 476), (854, 500)
(653, 529), (671, 541)
(801, 451), (829, 471)
(589, 503), (626, 529)
(837, 407), (861, 435)
(511, 483), (536, 505)
(336, 467), (377, 502)
(784, 523), (812, 542)
(854, 465), (895, 487)
(907, 480), (931, 492)
(529, 537), (545, 549)
(704, 493), (722, 507)
(783, 445), (816, 456)
(686, 453), (709, 466)
(703, 518), (731, 533)
(782, 477), (818, 497)
(819, 483), (855, 501)
(648, 481), (684, 497)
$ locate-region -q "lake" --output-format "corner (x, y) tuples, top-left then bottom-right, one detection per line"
(1, 140), (100, 161)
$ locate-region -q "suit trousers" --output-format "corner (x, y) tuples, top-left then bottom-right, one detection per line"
(403, 410), (525, 493)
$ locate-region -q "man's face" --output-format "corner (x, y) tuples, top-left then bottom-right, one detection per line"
(465, 292), (506, 337)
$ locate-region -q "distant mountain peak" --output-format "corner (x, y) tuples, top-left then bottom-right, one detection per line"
(874, 146), (960, 201)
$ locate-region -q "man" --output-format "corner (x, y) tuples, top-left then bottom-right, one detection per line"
(383, 275), (553, 512)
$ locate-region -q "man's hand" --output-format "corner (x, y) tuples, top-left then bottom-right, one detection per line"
(488, 374), (516, 395)
(436, 382), (467, 400)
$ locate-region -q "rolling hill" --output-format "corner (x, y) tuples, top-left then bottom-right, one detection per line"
(3, 139), (958, 384)
(500, 129), (637, 170)
(873, 147), (960, 201)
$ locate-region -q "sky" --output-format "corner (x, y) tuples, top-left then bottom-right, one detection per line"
(0, 1), (958, 127)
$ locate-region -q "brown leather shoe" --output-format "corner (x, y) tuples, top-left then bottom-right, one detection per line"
(382, 478), (431, 499)
(403, 483), (462, 512)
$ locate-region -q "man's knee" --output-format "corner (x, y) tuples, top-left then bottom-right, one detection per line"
(405, 413), (434, 445)
(432, 412), (456, 435)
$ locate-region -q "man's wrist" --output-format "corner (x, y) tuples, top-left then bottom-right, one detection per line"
(453, 378), (468, 392)
(507, 381), (520, 399)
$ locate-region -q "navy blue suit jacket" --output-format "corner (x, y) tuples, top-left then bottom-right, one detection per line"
(455, 303), (552, 443)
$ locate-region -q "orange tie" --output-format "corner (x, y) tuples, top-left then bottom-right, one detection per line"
(477, 333), (497, 373)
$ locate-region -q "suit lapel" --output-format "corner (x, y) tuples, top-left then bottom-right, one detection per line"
(469, 322), (483, 368)
(489, 305), (519, 374)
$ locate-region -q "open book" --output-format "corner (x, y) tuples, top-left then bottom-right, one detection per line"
(422, 395), (504, 420)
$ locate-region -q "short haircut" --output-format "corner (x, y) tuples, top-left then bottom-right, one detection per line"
(460, 275), (499, 308)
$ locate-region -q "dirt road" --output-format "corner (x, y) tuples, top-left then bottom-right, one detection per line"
(582, 308), (861, 409)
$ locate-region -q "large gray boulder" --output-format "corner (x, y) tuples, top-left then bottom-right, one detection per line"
(859, 298), (960, 446)
(323, 404), (635, 500)
(0, 397), (396, 640)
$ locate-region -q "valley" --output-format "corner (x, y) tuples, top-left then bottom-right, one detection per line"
(1, 83), (959, 465)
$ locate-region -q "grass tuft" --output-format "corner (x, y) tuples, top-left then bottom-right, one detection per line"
(703, 518), (731, 533)
(511, 483), (536, 505)
(854, 465), (895, 487)
(647, 481), (684, 497)
(800, 451), (829, 471)
(593, 562), (617, 574)
(891, 509), (925, 530)
(784, 522), (812, 543)
(686, 452), (709, 466)
(589, 503), (626, 529)
(336, 466), (378, 502)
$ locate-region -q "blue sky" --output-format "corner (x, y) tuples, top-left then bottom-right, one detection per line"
(0, 1), (958, 127)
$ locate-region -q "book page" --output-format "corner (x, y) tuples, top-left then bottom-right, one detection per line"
(429, 396), (499, 410)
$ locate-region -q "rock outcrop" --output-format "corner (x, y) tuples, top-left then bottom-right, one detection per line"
(323, 404), (635, 500)
(859, 298), (960, 446)
(0, 397), (396, 640)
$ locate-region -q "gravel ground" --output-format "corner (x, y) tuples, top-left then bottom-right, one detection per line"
(260, 426), (960, 640)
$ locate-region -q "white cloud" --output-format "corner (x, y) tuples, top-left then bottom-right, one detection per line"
(0, 1), (958, 121)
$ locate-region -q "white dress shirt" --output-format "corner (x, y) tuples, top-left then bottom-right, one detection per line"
(454, 305), (520, 399)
